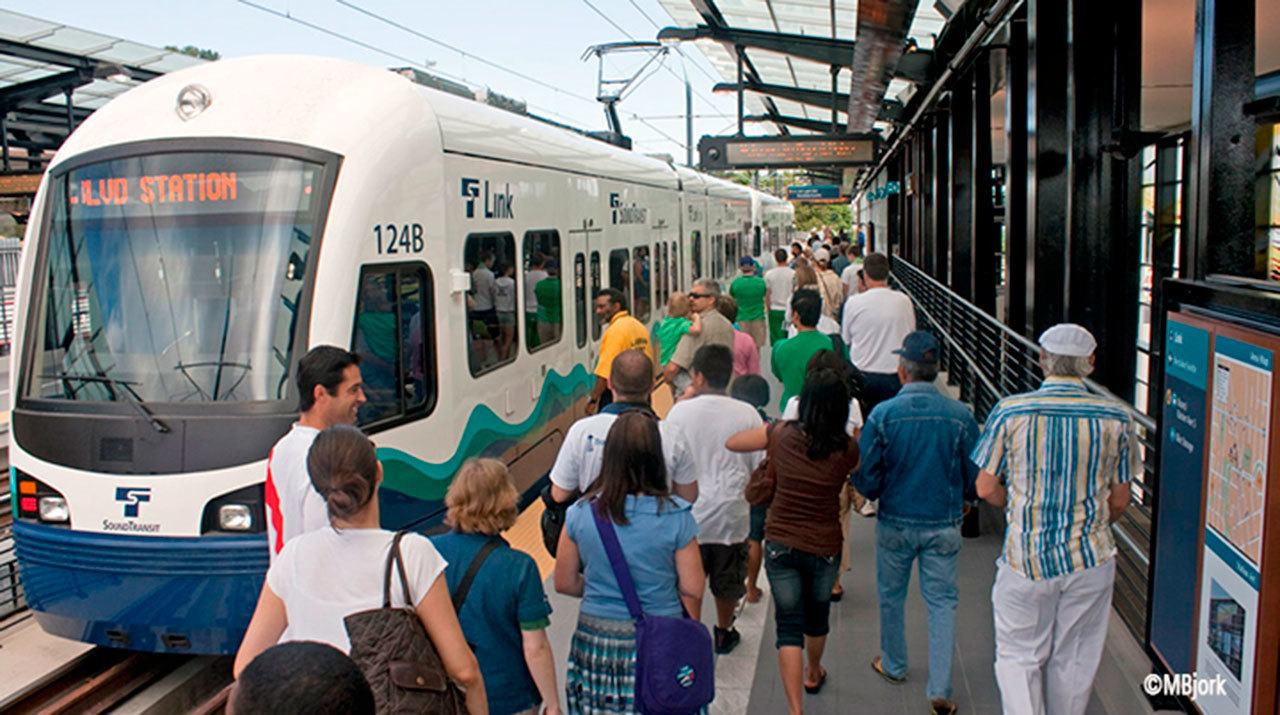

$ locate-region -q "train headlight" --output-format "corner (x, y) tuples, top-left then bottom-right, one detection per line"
(38, 496), (70, 523)
(218, 504), (253, 531)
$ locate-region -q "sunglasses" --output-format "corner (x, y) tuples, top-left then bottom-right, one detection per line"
(688, 292), (712, 299)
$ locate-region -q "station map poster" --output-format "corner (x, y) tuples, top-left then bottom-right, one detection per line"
(1195, 334), (1273, 715)
(1149, 315), (1210, 675)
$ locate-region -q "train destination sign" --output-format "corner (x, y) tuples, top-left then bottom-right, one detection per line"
(68, 172), (241, 207)
(699, 134), (877, 170)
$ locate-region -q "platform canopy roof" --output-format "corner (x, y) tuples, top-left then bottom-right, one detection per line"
(657, 0), (951, 181)
(0, 9), (204, 164)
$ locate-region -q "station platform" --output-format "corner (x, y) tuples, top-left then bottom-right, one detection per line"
(531, 512), (1161, 714)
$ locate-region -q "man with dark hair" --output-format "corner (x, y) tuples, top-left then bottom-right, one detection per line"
(589, 287), (653, 413)
(853, 331), (980, 715)
(230, 641), (374, 715)
(542, 350), (696, 554)
(771, 289), (834, 411)
(841, 252), (916, 417)
(665, 344), (763, 654)
(266, 346), (365, 561)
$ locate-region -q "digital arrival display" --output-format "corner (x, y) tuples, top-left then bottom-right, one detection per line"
(699, 134), (878, 170)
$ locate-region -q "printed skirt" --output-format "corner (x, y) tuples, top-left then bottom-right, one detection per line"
(566, 614), (639, 715)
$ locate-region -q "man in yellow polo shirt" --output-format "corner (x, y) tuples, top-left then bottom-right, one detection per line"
(588, 287), (653, 413)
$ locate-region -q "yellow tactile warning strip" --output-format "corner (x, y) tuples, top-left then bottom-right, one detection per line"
(503, 497), (555, 580)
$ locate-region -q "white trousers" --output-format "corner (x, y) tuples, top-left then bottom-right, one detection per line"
(991, 559), (1115, 715)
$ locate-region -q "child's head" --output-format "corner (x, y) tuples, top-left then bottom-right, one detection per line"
(667, 291), (692, 318)
(730, 374), (770, 410)
(445, 458), (519, 535)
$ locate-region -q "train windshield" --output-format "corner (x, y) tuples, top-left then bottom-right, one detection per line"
(26, 152), (326, 404)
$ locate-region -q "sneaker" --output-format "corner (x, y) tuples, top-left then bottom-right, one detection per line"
(859, 499), (878, 517)
(714, 626), (741, 655)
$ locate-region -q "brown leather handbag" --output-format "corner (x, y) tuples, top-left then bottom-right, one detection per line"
(744, 424), (778, 506)
(344, 532), (466, 714)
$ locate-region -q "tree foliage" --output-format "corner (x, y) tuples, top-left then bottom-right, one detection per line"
(794, 202), (852, 233)
(166, 45), (220, 61)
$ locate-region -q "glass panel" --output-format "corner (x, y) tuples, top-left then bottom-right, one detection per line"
(609, 248), (631, 315)
(590, 251), (601, 341)
(574, 253), (587, 348)
(353, 264), (433, 425)
(464, 233), (517, 375)
(633, 245), (651, 322)
(523, 230), (562, 352)
(28, 152), (323, 403)
(691, 231), (702, 280)
(670, 241), (680, 298)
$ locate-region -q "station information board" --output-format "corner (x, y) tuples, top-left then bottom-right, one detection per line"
(699, 134), (877, 170)
(1149, 279), (1280, 715)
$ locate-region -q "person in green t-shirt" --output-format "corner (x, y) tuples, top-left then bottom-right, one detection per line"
(771, 288), (834, 410)
(730, 257), (768, 352)
(533, 259), (563, 347)
(652, 291), (703, 367)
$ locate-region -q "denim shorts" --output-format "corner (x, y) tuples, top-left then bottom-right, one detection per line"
(763, 541), (840, 648)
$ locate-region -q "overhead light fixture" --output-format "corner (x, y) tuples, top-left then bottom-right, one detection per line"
(94, 62), (132, 84)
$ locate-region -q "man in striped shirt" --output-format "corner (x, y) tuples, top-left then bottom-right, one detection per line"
(973, 324), (1138, 715)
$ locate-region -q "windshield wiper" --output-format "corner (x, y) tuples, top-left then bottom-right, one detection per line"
(41, 372), (172, 433)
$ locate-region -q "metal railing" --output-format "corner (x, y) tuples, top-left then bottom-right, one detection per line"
(891, 256), (1156, 638)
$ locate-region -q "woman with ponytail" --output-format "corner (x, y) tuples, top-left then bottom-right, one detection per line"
(234, 425), (488, 714)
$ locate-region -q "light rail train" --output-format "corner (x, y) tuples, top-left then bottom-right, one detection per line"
(10, 55), (794, 654)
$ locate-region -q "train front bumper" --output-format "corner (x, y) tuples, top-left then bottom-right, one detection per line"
(13, 520), (267, 654)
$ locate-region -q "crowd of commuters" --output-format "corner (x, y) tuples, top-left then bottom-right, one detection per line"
(233, 242), (1139, 715)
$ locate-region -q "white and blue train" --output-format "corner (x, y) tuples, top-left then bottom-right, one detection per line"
(10, 56), (794, 654)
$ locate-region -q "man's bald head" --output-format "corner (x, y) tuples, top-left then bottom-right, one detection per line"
(609, 349), (654, 400)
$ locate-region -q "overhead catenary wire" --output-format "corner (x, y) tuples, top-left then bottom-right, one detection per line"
(234, 0), (585, 129)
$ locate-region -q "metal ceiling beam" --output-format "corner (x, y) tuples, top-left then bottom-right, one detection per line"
(688, 0), (790, 134)
(0, 68), (93, 110)
(715, 80), (850, 111)
(6, 101), (93, 122)
(0, 38), (161, 81)
(744, 113), (846, 133)
(658, 25), (856, 67)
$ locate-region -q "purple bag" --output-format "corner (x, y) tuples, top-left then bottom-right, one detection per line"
(592, 502), (715, 715)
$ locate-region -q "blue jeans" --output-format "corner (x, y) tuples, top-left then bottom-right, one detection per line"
(764, 541), (839, 649)
(875, 521), (961, 700)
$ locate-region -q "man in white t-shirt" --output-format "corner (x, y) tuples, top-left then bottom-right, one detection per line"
(541, 350), (697, 553)
(839, 244), (864, 299)
(840, 252), (916, 418)
(763, 248), (795, 346)
(265, 346), (367, 561)
(664, 344), (763, 655)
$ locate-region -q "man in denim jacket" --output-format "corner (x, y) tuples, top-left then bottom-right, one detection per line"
(853, 330), (980, 715)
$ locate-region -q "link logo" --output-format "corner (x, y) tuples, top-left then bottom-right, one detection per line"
(609, 193), (648, 225)
(115, 487), (151, 518)
(461, 178), (514, 219)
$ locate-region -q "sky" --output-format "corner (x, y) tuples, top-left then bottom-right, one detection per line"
(0, 0), (751, 162)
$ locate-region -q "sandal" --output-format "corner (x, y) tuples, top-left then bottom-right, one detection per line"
(871, 655), (906, 684)
(930, 698), (958, 715)
(830, 585), (844, 602)
(803, 666), (827, 694)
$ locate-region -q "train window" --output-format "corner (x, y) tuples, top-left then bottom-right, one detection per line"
(656, 242), (668, 308)
(574, 253), (587, 348)
(590, 251), (602, 341)
(632, 246), (651, 322)
(711, 235), (722, 279)
(609, 248), (631, 312)
(753, 226), (762, 257)
(691, 231), (702, 280)
(351, 263), (435, 426)
(464, 232), (517, 376)
(523, 230), (562, 353)
(674, 239), (682, 293)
